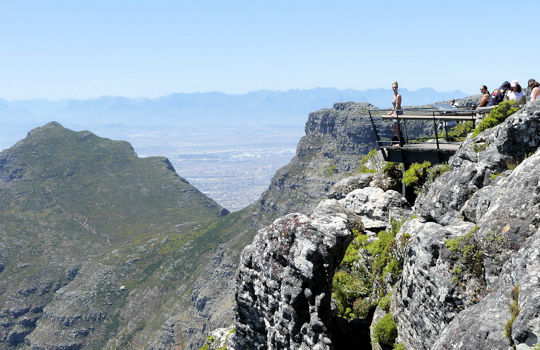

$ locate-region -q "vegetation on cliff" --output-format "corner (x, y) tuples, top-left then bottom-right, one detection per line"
(332, 217), (405, 321)
(472, 101), (519, 138)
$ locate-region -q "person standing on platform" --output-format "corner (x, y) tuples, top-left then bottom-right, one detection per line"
(388, 81), (403, 143)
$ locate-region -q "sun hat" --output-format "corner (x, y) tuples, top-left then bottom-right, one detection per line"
(511, 79), (519, 87)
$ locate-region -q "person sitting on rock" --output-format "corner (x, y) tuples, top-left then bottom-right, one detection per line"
(478, 85), (490, 107)
(506, 79), (525, 102)
(488, 81), (511, 106)
(528, 79), (540, 101)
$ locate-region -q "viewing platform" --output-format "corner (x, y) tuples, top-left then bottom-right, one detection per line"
(368, 107), (492, 165)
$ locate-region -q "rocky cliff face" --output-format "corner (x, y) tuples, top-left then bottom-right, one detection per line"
(227, 101), (540, 349)
(395, 101), (540, 349)
(250, 102), (379, 225)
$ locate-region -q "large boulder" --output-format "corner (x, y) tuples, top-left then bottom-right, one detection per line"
(392, 219), (477, 350)
(232, 199), (360, 350)
(339, 187), (409, 232)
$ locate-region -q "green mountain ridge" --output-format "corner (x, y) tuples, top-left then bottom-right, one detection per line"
(0, 122), (236, 348)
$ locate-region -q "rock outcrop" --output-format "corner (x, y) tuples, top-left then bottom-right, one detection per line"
(339, 187), (409, 232)
(183, 102), (389, 347)
(186, 102), (432, 348)
(232, 200), (360, 349)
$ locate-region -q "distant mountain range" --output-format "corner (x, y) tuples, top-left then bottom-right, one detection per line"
(0, 87), (465, 133)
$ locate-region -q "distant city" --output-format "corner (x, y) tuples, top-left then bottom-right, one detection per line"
(170, 149), (296, 211)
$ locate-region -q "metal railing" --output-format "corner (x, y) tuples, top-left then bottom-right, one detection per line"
(367, 108), (488, 150)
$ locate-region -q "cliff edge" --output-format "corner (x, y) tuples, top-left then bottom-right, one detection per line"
(224, 101), (540, 349)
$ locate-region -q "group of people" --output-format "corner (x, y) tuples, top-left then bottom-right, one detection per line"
(388, 79), (540, 116)
(386, 78), (540, 143)
(476, 78), (540, 108)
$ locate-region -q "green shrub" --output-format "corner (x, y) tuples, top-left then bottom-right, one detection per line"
(505, 284), (520, 343)
(332, 218), (405, 321)
(402, 161), (431, 194)
(375, 161), (403, 192)
(352, 297), (372, 319)
(490, 173), (503, 182)
(383, 162), (402, 180)
(472, 101), (519, 138)
(332, 270), (371, 320)
(378, 293), (392, 312)
(358, 165), (377, 173)
(425, 163), (450, 186)
(506, 159), (519, 170)
(393, 343), (407, 350)
(473, 142), (488, 153)
(340, 228), (367, 267)
(447, 121), (474, 141)
(359, 149), (384, 172)
(198, 336), (215, 350)
(373, 313), (398, 345)
(445, 226), (483, 285)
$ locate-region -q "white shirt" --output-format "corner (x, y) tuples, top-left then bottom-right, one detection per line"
(506, 90), (525, 101)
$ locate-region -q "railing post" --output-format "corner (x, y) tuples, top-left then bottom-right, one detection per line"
(432, 111), (440, 151)
(368, 110), (382, 148)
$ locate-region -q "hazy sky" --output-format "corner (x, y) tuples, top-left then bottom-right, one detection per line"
(1, 0), (539, 100)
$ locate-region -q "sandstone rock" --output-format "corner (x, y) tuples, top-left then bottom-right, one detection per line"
(339, 187), (409, 231)
(327, 173), (375, 200)
(471, 149), (540, 284)
(393, 104), (540, 349)
(432, 229), (540, 350)
(232, 199), (359, 349)
(393, 219), (477, 350)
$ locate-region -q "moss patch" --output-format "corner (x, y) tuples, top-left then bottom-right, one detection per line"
(373, 312), (398, 346)
(445, 226), (484, 287)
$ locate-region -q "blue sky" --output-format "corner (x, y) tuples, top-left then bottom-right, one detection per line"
(1, 0), (539, 100)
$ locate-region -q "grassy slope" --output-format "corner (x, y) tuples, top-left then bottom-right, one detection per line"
(0, 122), (233, 347)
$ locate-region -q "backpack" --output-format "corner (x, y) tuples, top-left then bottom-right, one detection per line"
(487, 81), (511, 106)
